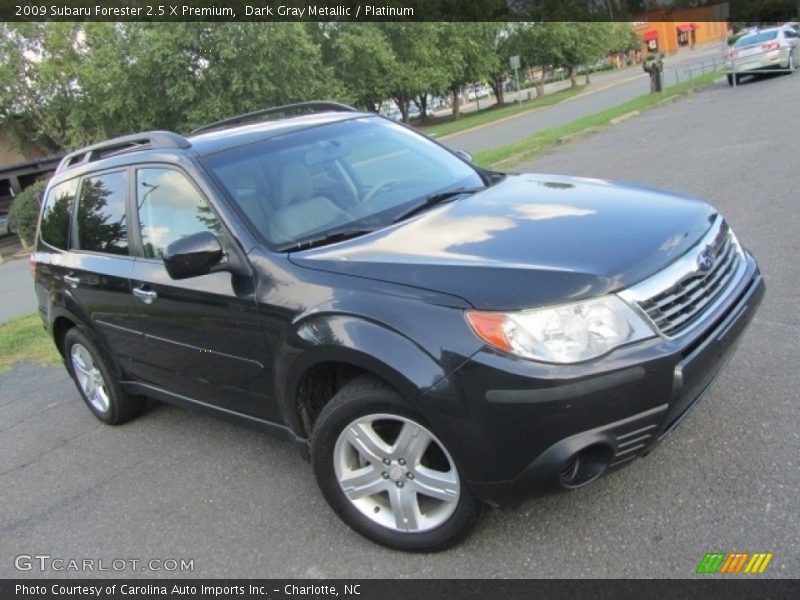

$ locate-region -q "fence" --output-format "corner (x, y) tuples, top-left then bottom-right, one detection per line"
(671, 54), (798, 89)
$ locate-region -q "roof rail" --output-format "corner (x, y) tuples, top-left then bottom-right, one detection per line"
(56, 131), (191, 173)
(190, 101), (358, 135)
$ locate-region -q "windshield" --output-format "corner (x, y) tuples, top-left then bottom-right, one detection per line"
(734, 30), (779, 47)
(203, 116), (485, 248)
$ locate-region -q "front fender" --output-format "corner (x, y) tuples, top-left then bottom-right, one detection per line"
(277, 313), (466, 437)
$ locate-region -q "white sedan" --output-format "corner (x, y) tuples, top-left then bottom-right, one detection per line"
(725, 26), (799, 85)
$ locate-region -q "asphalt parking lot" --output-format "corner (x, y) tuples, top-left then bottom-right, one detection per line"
(1, 72), (798, 579)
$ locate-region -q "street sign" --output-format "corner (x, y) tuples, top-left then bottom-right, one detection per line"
(510, 55), (520, 70)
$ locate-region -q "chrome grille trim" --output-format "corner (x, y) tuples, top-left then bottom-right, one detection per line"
(618, 217), (747, 339)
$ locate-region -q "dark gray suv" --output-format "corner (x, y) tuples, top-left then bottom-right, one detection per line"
(33, 103), (764, 551)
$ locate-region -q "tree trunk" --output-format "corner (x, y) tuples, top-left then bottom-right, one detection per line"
(535, 68), (548, 97)
(490, 77), (505, 106)
(414, 95), (428, 119)
(395, 96), (410, 123)
(451, 86), (461, 119)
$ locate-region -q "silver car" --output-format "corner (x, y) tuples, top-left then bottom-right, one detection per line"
(725, 26), (799, 85)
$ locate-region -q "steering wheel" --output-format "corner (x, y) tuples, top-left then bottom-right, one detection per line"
(361, 179), (399, 205)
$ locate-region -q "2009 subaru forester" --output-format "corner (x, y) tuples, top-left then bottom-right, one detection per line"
(33, 102), (764, 551)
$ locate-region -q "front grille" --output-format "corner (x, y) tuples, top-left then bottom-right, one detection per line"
(638, 233), (740, 337)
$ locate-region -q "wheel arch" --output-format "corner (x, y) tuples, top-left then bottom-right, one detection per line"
(279, 314), (451, 439)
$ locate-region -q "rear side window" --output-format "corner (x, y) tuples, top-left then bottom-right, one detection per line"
(76, 171), (128, 255)
(39, 180), (78, 249)
(136, 168), (222, 259)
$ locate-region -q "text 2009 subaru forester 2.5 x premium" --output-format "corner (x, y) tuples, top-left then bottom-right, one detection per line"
(34, 103), (764, 551)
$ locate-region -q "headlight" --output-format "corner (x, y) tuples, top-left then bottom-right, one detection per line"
(466, 295), (655, 364)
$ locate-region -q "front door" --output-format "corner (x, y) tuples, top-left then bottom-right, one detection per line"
(128, 166), (276, 420)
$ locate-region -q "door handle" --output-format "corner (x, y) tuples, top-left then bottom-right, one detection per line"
(132, 286), (158, 304)
(63, 275), (80, 289)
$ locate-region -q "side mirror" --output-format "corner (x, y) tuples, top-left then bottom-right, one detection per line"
(163, 231), (224, 280)
(454, 149), (473, 163)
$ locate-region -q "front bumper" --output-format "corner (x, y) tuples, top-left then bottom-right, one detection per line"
(423, 257), (764, 506)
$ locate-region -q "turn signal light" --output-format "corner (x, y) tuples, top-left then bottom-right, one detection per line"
(465, 312), (513, 353)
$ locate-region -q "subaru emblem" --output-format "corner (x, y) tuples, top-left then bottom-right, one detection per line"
(697, 247), (716, 272)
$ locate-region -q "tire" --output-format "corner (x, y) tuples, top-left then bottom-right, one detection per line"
(63, 328), (145, 425)
(727, 74), (734, 86)
(310, 375), (483, 552)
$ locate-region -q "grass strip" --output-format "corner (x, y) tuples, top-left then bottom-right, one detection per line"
(474, 70), (723, 169)
(0, 313), (60, 374)
(417, 85), (585, 139)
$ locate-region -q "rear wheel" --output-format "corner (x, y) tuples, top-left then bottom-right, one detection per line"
(64, 328), (145, 425)
(311, 375), (483, 551)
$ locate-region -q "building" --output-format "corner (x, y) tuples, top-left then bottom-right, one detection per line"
(0, 127), (61, 212)
(635, 3), (731, 54)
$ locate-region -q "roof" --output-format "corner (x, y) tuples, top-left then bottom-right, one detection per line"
(187, 110), (372, 156)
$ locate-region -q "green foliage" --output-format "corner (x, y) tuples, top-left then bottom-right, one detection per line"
(326, 24), (396, 111)
(8, 180), (46, 248)
(507, 22), (639, 88)
(0, 23), (339, 150)
(0, 21), (644, 148)
(377, 23), (450, 121)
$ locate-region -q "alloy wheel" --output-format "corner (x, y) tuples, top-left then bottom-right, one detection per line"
(333, 414), (460, 533)
(70, 343), (111, 413)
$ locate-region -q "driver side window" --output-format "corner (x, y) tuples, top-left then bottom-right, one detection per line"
(136, 168), (222, 259)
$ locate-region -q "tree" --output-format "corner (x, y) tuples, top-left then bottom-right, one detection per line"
(439, 23), (503, 118)
(507, 23), (563, 97)
(0, 23), (85, 153)
(326, 24), (396, 112)
(185, 23), (339, 128)
(0, 23), (340, 152)
(487, 24), (515, 107)
(378, 23), (448, 123)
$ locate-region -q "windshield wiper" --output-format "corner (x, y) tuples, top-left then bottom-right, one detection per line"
(277, 228), (376, 252)
(392, 187), (484, 223)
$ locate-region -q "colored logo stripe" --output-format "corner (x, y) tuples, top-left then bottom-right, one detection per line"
(697, 553), (726, 573)
(697, 552), (773, 574)
(719, 553), (749, 573)
(744, 553), (773, 574)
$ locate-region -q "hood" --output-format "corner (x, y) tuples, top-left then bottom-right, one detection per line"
(289, 173), (717, 310)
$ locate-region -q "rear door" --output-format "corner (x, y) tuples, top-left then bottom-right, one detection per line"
(127, 165), (276, 420)
(60, 169), (146, 370)
(35, 178), (79, 324)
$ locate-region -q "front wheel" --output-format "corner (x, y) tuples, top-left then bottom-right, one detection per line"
(311, 376), (483, 551)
